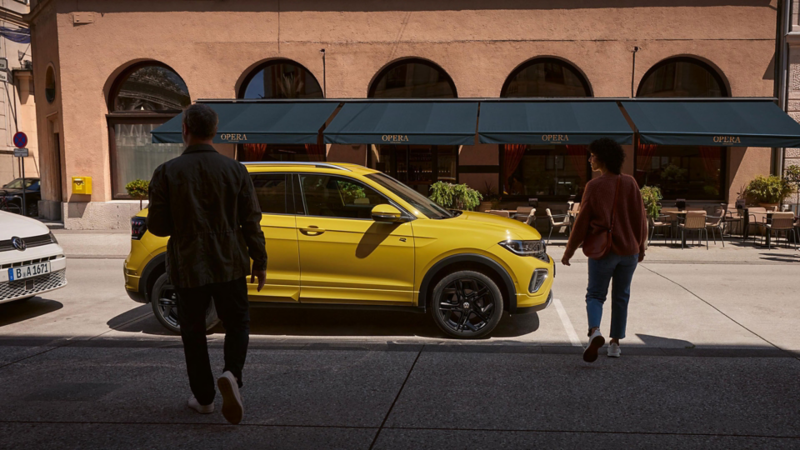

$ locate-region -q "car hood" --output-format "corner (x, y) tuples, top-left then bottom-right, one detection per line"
(0, 211), (50, 239)
(456, 211), (542, 241)
(0, 188), (40, 196)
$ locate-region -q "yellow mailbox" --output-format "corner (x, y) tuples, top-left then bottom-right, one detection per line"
(72, 176), (92, 195)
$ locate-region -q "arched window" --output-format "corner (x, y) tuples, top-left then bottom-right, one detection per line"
(367, 59), (458, 194)
(636, 58), (728, 200)
(238, 60), (324, 163)
(500, 58), (592, 200)
(369, 59), (457, 99)
(239, 60), (322, 99)
(502, 58), (591, 98)
(107, 62), (190, 199)
(637, 57), (727, 98)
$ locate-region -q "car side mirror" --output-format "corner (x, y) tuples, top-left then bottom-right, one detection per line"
(371, 204), (407, 223)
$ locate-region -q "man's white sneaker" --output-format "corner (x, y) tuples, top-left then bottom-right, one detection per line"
(217, 371), (244, 425)
(583, 329), (605, 363)
(607, 342), (621, 358)
(187, 396), (214, 414)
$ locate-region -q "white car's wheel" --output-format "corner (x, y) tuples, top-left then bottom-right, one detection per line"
(150, 273), (219, 334)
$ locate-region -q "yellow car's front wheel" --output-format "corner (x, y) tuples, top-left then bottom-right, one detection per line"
(430, 270), (504, 339)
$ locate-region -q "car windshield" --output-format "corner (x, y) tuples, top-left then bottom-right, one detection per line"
(366, 173), (453, 219)
(3, 178), (37, 189)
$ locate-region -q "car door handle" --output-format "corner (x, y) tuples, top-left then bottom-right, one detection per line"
(300, 226), (326, 236)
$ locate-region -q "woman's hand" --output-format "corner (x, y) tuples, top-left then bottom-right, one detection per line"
(561, 254), (571, 266)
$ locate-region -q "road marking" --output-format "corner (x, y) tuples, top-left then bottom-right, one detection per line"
(553, 298), (582, 347)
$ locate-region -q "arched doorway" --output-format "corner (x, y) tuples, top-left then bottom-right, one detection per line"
(500, 58), (592, 200)
(238, 60), (325, 162)
(636, 57), (729, 200)
(367, 59), (458, 194)
(107, 62), (190, 199)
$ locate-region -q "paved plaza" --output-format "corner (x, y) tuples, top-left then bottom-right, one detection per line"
(0, 231), (797, 449)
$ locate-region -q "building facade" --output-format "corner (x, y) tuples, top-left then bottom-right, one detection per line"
(27, 0), (781, 229)
(0, 0), (36, 190)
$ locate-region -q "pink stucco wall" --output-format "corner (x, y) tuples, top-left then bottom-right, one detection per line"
(29, 0), (779, 212)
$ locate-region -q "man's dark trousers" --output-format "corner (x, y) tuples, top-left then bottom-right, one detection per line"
(176, 277), (249, 406)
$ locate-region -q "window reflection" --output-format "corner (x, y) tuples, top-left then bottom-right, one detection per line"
(503, 58), (591, 98)
(241, 61), (323, 99)
(113, 66), (190, 112)
(370, 61), (456, 98)
(635, 145), (724, 200)
(504, 145), (588, 198)
(638, 59), (726, 98)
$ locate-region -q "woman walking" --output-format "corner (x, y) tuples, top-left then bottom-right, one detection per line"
(561, 138), (648, 362)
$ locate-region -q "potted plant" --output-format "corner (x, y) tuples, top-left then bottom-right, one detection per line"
(429, 182), (482, 211)
(125, 179), (149, 210)
(743, 175), (795, 209)
(640, 185), (663, 221)
(478, 182), (500, 212)
(785, 164), (800, 213)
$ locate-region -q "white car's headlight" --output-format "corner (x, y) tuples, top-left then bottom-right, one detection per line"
(49, 232), (58, 244)
(498, 240), (548, 263)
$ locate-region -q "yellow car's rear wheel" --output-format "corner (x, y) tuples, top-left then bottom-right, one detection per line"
(430, 270), (503, 339)
(150, 273), (219, 334)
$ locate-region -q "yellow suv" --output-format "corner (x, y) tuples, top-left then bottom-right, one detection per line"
(124, 162), (554, 339)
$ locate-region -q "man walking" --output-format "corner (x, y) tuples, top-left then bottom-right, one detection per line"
(147, 103), (267, 425)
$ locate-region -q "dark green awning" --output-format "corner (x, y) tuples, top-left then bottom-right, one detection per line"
(151, 102), (339, 144)
(323, 102), (479, 145)
(478, 101), (633, 145)
(621, 100), (800, 147)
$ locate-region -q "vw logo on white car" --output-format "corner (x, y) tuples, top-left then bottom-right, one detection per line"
(11, 236), (25, 251)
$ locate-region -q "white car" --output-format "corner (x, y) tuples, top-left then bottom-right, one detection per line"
(0, 211), (67, 304)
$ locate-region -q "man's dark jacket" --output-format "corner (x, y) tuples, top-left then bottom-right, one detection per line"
(147, 144), (267, 288)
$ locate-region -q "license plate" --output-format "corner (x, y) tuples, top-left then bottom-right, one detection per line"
(8, 262), (50, 281)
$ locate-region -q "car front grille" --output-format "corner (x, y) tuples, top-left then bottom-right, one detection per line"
(0, 269), (67, 301)
(0, 255), (59, 270)
(0, 234), (54, 252)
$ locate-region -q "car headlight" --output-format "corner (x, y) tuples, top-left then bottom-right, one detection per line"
(498, 240), (548, 262)
(49, 232), (59, 244)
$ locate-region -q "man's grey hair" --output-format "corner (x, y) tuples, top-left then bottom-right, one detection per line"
(183, 103), (218, 140)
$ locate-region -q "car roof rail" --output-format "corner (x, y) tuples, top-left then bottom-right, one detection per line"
(240, 161), (352, 172)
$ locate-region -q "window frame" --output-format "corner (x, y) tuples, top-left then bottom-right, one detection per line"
(368, 59), (458, 99)
(501, 57), (593, 98)
(632, 145), (728, 202)
(237, 59), (324, 100)
(295, 173), (410, 221)
(499, 144), (592, 202)
(107, 114), (181, 200)
(636, 57), (728, 98)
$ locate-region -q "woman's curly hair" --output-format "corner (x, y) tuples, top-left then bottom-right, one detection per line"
(589, 138), (625, 175)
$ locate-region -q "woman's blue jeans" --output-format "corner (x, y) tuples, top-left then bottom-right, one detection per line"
(586, 252), (638, 339)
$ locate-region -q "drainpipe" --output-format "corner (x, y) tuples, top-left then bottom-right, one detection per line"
(631, 46), (640, 98)
(776, 0), (790, 176)
(320, 49), (326, 98)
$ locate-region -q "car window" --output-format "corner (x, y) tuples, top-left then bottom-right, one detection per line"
(251, 174), (289, 214)
(299, 174), (390, 219)
(4, 179), (37, 189)
(365, 173), (452, 219)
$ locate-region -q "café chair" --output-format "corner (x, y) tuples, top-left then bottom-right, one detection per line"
(760, 212), (797, 250)
(705, 205), (727, 247)
(649, 214), (672, 248)
(678, 211), (709, 249)
(512, 206), (537, 226)
(722, 204), (745, 237)
(747, 207), (768, 244)
(545, 208), (571, 244)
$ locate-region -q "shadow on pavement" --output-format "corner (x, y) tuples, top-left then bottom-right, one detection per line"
(106, 304), (543, 340)
(636, 334), (695, 349)
(0, 297), (63, 328)
(758, 252), (800, 263)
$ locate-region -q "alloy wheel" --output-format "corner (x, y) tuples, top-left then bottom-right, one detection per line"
(436, 277), (498, 334)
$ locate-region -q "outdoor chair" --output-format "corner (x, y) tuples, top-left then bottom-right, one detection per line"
(487, 210), (510, 218)
(511, 206), (536, 226)
(678, 211), (709, 249)
(545, 208), (571, 244)
(722, 204), (745, 237)
(705, 205), (727, 247)
(648, 214), (672, 248)
(747, 207), (769, 244)
(760, 212), (797, 250)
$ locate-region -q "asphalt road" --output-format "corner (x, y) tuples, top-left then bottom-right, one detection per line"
(0, 256), (799, 449)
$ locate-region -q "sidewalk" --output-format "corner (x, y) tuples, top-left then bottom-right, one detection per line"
(52, 228), (799, 264)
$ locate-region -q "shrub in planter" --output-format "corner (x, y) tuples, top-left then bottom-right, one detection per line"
(429, 182), (483, 211)
(125, 179), (149, 210)
(640, 185), (662, 220)
(743, 175), (794, 207)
